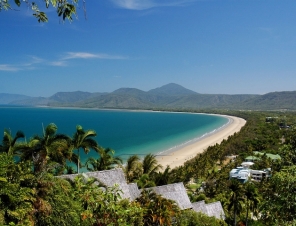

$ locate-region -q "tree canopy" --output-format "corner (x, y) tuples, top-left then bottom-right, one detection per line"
(0, 0), (83, 22)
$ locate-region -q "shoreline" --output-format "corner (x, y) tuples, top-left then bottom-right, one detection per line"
(156, 115), (246, 169)
(1, 106), (246, 168)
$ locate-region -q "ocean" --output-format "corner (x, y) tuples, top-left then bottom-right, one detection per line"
(0, 107), (228, 163)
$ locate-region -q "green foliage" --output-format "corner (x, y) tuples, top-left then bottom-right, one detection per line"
(0, 153), (35, 225)
(21, 123), (72, 173)
(136, 189), (179, 226)
(261, 165), (296, 225)
(154, 165), (172, 186)
(0, 129), (25, 156)
(142, 153), (163, 176)
(136, 174), (156, 189)
(176, 210), (227, 226)
(1, 0), (80, 22)
(34, 175), (82, 226)
(227, 179), (245, 226)
(72, 175), (143, 225)
(125, 154), (143, 183)
(86, 147), (122, 171)
(72, 125), (98, 174)
(1, 111), (296, 225)
(124, 154), (165, 188)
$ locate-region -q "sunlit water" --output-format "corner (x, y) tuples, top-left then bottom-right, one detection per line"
(0, 107), (228, 164)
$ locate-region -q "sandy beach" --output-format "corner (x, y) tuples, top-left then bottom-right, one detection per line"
(156, 115), (246, 168)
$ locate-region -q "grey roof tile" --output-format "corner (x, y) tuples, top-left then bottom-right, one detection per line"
(192, 200), (225, 220)
(59, 168), (136, 200)
(128, 183), (141, 201)
(149, 182), (192, 210)
(192, 200), (208, 215)
(205, 201), (225, 220)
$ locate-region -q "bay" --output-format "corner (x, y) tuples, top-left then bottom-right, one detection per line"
(0, 107), (228, 163)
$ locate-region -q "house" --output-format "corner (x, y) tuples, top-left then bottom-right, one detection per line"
(265, 117), (278, 123)
(229, 162), (254, 183)
(229, 162), (272, 182)
(245, 151), (281, 162)
(250, 169), (271, 182)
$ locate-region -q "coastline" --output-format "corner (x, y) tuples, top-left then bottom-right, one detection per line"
(156, 115), (246, 169)
(0, 106), (246, 168)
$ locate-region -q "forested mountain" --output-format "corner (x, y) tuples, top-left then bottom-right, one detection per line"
(148, 83), (197, 96)
(236, 91), (296, 110)
(1, 83), (296, 110)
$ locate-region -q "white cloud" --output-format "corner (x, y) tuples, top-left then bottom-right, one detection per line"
(110, 0), (197, 10)
(110, 0), (154, 10)
(49, 61), (68, 66)
(0, 51), (127, 72)
(63, 52), (128, 60)
(0, 64), (20, 72)
(22, 55), (44, 66)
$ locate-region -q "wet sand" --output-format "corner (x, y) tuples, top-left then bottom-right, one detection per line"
(156, 115), (246, 169)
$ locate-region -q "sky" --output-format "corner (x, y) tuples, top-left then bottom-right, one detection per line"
(1, 0), (296, 97)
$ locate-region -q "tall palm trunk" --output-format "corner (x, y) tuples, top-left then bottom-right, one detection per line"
(72, 125), (98, 174)
(233, 194), (237, 226)
(245, 198), (249, 226)
(77, 148), (80, 174)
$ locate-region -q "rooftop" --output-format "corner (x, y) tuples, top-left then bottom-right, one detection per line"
(59, 168), (138, 200)
(192, 200), (225, 220)
(149, 182), (193, 210)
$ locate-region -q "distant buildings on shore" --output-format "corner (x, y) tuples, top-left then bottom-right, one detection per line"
(229, 162), (271, 183)
(229, 151), (281, 183)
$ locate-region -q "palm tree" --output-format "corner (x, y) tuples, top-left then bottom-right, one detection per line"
(85, 147), (122, 171)
(136, 174), (156, 189)
(21, 123), (72, 173)
(0, 129), (25, 156)
(142, 153), (163, 176)
(244, 182), (260, 226)
(72, 125), (98, 174)
(154, 165), (171, 186)
(136, 189), (179, 225)
(125, 155), (142, 183)
(227, 179), (245, 226)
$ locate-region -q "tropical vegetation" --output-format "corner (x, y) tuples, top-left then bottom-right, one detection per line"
(0, 109), (296, 225)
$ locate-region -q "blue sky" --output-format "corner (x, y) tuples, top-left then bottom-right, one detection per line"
(1, 0), (296, 96)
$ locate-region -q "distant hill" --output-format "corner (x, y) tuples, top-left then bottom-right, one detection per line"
(49, 91), (94, 103)
(0, 93), (32, 104)
(112, 88), (147, 96)
(236, 91), (296, 110)
(148, 83), (197, 96)
(48, 91), (105, 103)
(162, 93), (259, 109)
(1, 84), (295, 111)
(10, 97), (50, 106)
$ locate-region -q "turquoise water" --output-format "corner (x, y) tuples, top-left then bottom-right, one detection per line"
(0, 107), (228, 163)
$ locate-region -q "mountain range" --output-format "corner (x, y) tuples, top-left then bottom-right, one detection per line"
(1, 83), (296, 111)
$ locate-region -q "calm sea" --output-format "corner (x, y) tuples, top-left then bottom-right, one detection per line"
(0, 107), (228, 163)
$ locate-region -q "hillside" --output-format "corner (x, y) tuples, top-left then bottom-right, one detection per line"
(236, 91), (296, 110)
(1, 83), (295, 110)
(0, 93), (32, 105)
(148, 83), (197, 96)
